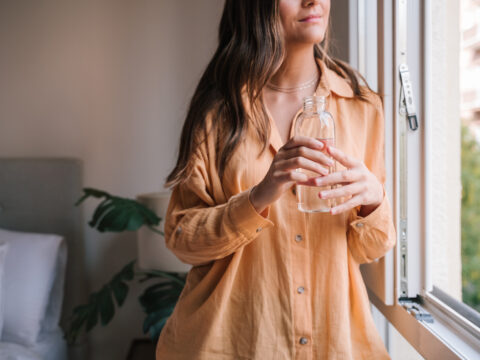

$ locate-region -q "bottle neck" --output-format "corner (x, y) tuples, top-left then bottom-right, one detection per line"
(303, 96), (326, 114)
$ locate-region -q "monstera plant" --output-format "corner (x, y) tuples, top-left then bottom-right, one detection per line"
(65, 188), (187, 345)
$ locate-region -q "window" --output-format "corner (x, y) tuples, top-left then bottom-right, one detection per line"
(349, 0), (480, 358)
(427, 0), (480, 314)
(424, 0), (480, 349)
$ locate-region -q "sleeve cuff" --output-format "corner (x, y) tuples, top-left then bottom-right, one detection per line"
(226, 188), (275, 239)
(349, 186), (390, 232)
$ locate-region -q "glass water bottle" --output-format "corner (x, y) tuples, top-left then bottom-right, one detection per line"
(294, 95), (337, 213)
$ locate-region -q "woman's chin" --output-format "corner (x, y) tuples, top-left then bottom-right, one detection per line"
(290, 34), (325, 45)
(292, 28), (325, 43)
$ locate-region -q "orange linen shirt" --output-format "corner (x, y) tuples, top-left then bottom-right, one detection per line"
(156, 58), (397, 360)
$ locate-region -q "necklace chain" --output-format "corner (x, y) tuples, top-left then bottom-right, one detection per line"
(266, 70), (320, 93)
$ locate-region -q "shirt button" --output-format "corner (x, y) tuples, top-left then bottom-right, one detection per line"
(256, 227), (262, 233)
(297, 286), (305, 294)
(295, 234), (303, 242)
(176, 226), (182, 234)
(356, 222), (364, 228)
(299, 337), (308, 345)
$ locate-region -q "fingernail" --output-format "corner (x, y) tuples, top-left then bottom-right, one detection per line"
(316, 140), (324, 148)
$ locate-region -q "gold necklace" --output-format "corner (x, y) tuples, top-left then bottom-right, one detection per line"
(266, 70), (320, 93)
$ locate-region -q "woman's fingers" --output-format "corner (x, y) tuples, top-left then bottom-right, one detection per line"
(317, 182), (364, 200)
(281, 135), (324, 152)
(312, 168), (362, 187)
(280, 145), (334, 168)
(329, 193), (364, 215)
(274, 169), (309, 183)
(276, 156), (329, 176)
(326, 145), (361, 170)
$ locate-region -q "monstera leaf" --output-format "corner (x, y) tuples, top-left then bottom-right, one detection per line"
(67, 187), (184, 345)
(138, 270), (187, 341)
(65, 262), (187, 345)
(75, 187), (163, 235)
(65, 261), (135, 345)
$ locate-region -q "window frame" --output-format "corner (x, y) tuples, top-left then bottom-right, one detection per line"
(352, 0), (480, 357)
(349, 0), (396, 307)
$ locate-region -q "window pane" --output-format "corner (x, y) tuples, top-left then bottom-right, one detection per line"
(460, 0), (480, 312)
(429, 0), (480, 314)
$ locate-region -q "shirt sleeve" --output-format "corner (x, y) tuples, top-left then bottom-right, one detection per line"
(347, 184), (397, 264)
(346, 94), (397, 265)
(164, 129), (274, 267)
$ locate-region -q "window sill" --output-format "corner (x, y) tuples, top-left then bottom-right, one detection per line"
(421, 290), (480, 359)
(367, 288), (480, 359)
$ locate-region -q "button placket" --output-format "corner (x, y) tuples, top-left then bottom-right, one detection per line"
(290, 226), (313, 356)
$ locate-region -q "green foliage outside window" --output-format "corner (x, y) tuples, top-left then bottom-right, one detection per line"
(461, 121), (480, 312)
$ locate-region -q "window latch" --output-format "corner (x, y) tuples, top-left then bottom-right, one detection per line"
(399, 63), (419, 131)
(399, 296), (434, 323)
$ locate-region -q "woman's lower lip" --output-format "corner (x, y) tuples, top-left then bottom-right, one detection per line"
(299, 17), (321, 23)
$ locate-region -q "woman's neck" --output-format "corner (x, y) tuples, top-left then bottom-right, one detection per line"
(269, 45), (319, 88)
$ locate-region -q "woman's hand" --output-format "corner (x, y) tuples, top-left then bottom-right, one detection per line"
(307, 144), (384, 216)
(249, 136), (335, 214)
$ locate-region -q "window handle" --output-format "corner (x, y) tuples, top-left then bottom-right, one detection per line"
(399, 63), (419, 131)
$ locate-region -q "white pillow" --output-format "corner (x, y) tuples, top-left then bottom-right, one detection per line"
(0, 241), (9, 337)
(0, 228), (63, 347)
(0, 342), (42, 360)
(40, 240), (67, 333)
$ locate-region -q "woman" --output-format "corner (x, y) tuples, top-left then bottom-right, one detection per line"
(156, 0), (396, 359)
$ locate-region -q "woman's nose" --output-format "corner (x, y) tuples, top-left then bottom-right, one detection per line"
(302, 0), (321, 7)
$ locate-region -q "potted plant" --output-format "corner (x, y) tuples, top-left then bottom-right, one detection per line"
(65, 188), (187, 345)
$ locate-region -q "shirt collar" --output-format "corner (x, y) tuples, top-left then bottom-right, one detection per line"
(239, 57), (355, 153)
(240, 57), (355, 100)
(314, 57), (355, 99)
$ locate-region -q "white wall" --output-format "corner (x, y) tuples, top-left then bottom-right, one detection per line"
(0, 0), (223, 359)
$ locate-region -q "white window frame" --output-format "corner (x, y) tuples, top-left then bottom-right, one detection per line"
(349, 0), (396, 307)
(350, 0), (480, 358)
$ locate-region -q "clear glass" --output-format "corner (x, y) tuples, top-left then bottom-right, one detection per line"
(458, 0), (480, 312)
(294, 96), (337, 213)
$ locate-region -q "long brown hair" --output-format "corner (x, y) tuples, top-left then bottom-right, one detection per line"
(165, 0), (372, 188)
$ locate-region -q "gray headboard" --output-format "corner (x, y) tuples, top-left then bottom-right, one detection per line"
(0, 157), (88, 331)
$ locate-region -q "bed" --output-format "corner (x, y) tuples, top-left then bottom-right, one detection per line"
(0, 158), (88, 360)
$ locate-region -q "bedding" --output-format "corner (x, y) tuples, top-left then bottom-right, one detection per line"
(0, 328), (67, 360)
(0, 157), (81, 360)
(0, 228), (64, 347)
(0, 241), (8, 337)
(0, 342), (41, 360)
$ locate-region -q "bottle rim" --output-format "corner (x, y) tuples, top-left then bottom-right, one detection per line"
(303, 95), (326, 111)
(303, 95), (326, 103)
